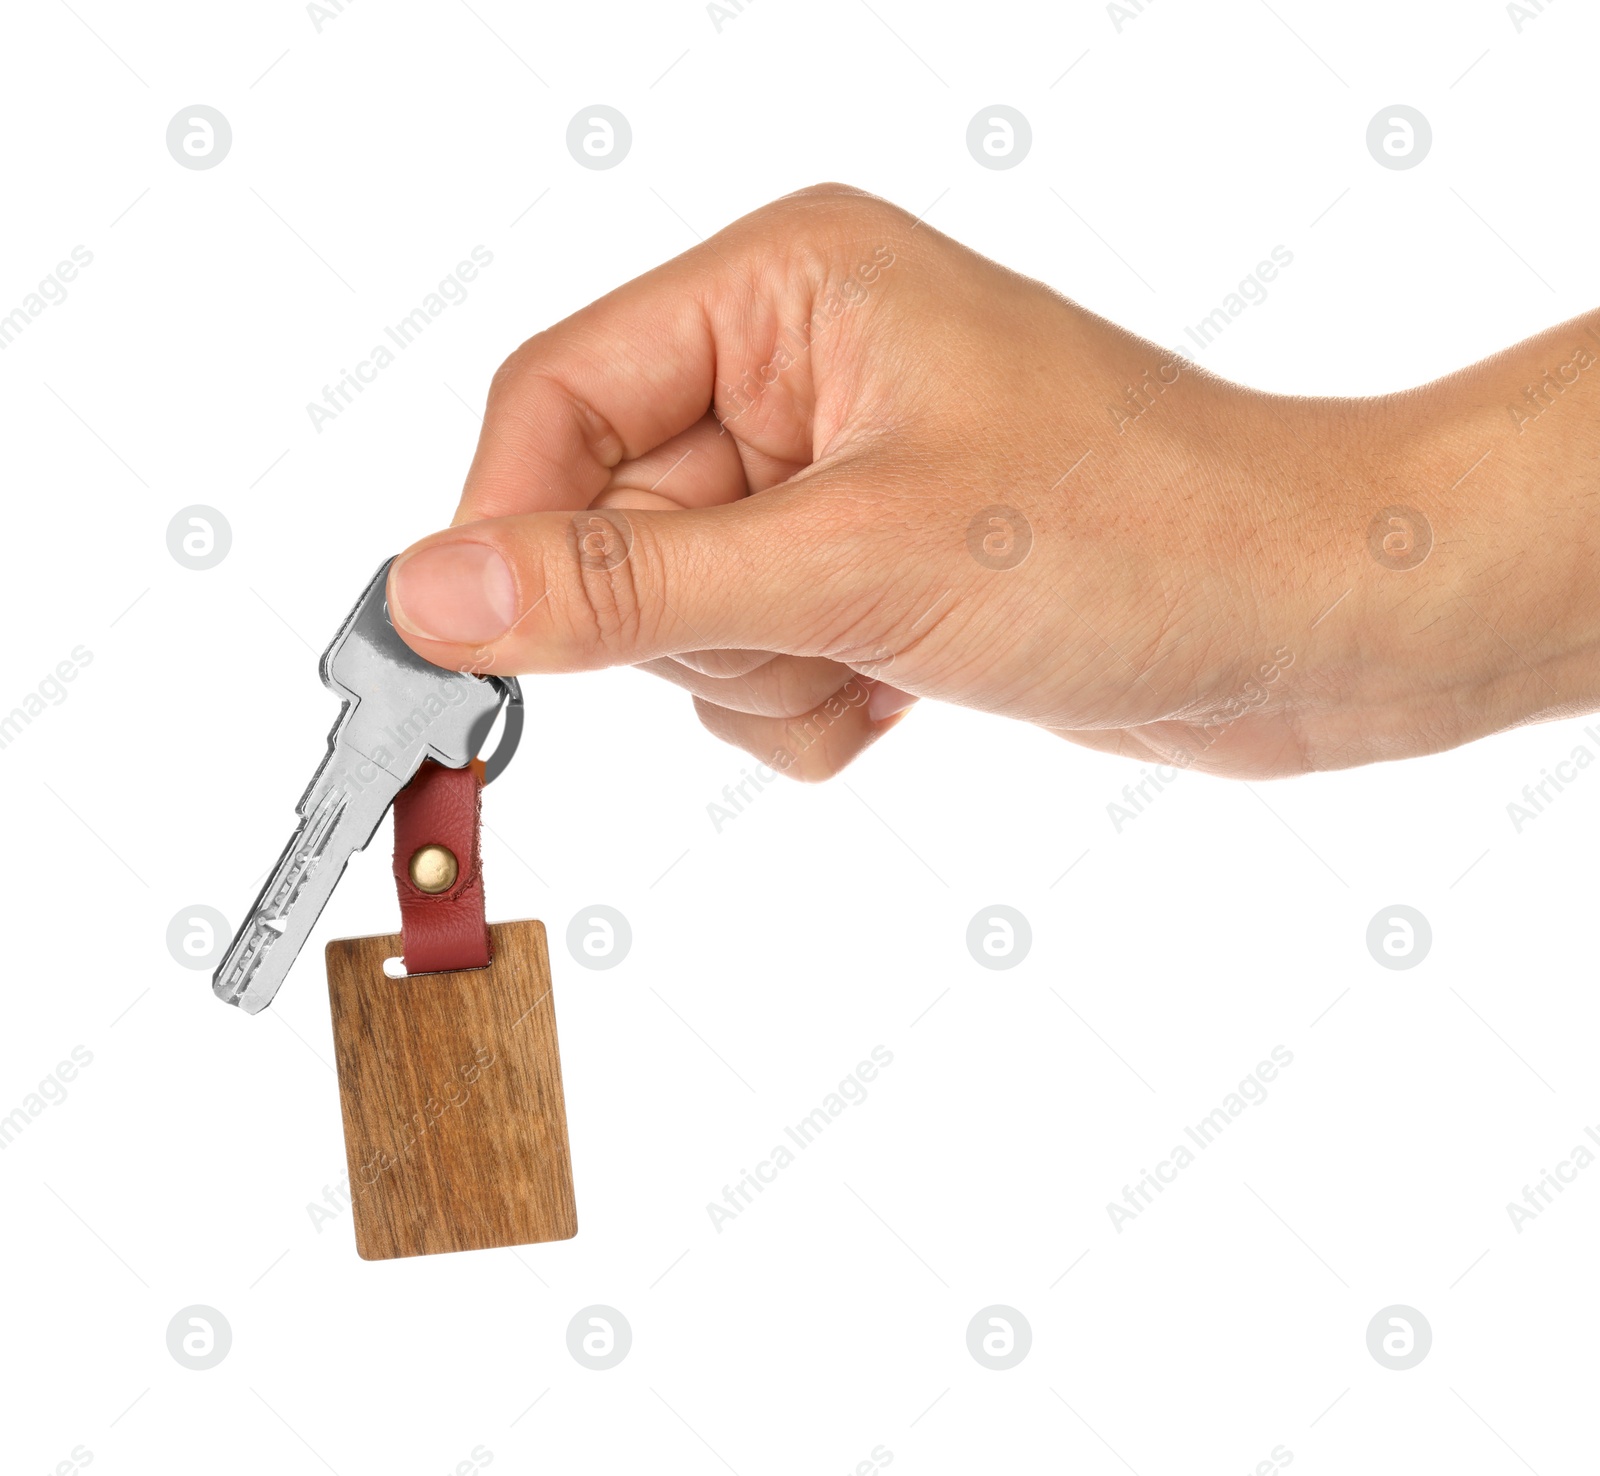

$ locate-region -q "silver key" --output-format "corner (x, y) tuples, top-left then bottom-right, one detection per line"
(213, 556), (518, 1014)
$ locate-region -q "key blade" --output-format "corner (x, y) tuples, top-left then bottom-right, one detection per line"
(213, 773), (400, 1014)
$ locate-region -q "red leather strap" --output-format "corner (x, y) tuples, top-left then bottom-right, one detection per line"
(392, 759), (491, 974)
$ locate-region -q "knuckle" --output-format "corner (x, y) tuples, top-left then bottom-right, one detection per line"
(786, 180), (873, 204)
(690, 693), (727, 733)
(555, 510), (654, 658)
(484, 346), (623, 468)
(763, 183), (910, 244)
(683, 649), (770, 680)
(485, 340), (537, 408)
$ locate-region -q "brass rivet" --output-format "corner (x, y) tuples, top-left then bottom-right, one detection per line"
(409, 844), (458, 894)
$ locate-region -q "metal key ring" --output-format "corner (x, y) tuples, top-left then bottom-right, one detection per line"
(480, 675), (523, 784)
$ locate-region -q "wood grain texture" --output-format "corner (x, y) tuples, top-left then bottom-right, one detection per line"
(325, 919), (577, 1260)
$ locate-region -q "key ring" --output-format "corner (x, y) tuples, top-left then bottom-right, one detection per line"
(480, 675), (523, 785)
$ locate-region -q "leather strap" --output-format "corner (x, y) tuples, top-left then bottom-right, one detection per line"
(391, 759), (491, 973)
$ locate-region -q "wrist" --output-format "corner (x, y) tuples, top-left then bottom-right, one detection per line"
(1346, 348), (1600, 757)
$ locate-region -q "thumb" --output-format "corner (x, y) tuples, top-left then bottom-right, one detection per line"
(386, 494), (886, 675)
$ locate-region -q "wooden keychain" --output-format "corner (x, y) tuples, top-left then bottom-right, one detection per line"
(326, 758), (577, 1259)
(212, 558), (577, 1259)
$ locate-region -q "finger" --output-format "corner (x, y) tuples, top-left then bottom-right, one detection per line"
(455, 256), (744, 523)
(636, 653), (859, 718)
(452, 195), (883, 524)
(388, 485), (904, 675)
(671, 649), (775, 678)
(691, 678), (910, 781)
(592, 412), (749, 512)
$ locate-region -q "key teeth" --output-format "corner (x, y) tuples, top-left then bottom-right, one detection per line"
(213, 947), (280, 1013)
(213, 935), (271, 1008)
(214, 979), (255, 1010)
(212, 788), (350, 1013)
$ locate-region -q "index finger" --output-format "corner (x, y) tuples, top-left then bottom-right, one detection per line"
(453, 197), (838, 526)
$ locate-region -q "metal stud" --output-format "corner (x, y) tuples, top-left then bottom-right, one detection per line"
(408, 844), (459, 894)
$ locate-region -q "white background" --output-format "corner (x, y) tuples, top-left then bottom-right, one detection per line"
(2, 1), (1597, 1472)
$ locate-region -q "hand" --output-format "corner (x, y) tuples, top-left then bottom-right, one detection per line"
(387, 184), (1600, 780)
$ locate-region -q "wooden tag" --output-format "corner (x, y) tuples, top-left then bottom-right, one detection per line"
(325, 919), (577, 1259)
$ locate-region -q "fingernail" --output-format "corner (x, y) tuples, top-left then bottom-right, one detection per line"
(389, 541), (518, 644)
(868, 682), (918, 723)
